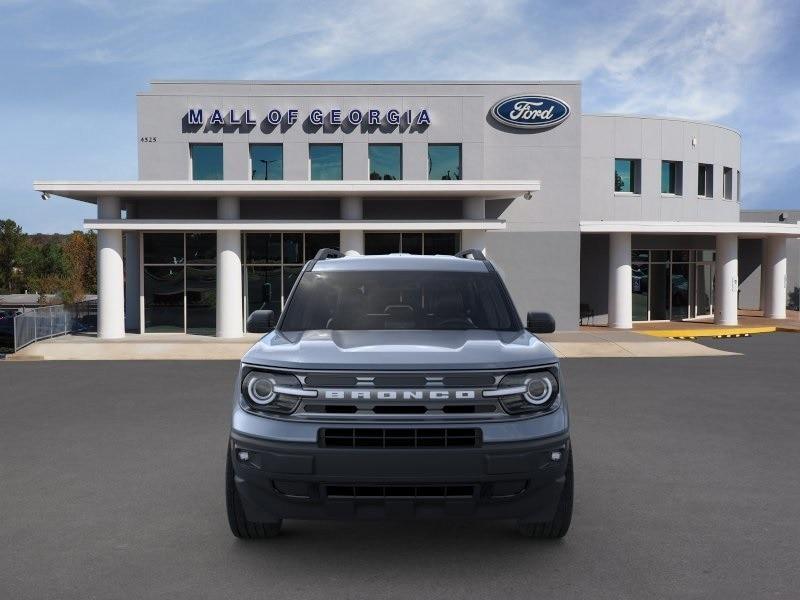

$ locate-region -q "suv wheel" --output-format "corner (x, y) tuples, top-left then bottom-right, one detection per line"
(517, 449), (573, 539)
(226, 451), (282, 539)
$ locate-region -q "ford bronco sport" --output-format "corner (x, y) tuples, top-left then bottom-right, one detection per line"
(226, 249), (572, 539)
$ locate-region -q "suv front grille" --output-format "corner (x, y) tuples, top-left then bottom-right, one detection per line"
(324, 484), (477, 499)
(319, 427), (481, 449)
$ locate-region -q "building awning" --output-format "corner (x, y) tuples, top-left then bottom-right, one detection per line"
(84, 219), (507, 231)
(580, 220), (800, 238)
(35, 180), (541, 203)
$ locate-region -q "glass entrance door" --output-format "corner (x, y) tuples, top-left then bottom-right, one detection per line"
(649, 263), (670, 320)
(695, 263), (714, 317)
(670, 263), (691, 320)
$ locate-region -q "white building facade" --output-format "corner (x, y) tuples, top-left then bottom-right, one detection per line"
(34, 81), (800, 337)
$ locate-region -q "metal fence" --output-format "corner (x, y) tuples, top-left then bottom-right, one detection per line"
(10, 302), (97, 353)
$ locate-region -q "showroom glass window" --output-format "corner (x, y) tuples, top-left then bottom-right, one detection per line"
(143, 233), (217, 334)
(369, 144), (402, 180)
(364, 232), (460, 256)
(309, 144), (343, 180)
(242, 232), (340, 324)
(191, 144), (223, 180)
(630, 249), (715, 322)
(698, 163), (714, 197)
(428, 144), (461, 180)
(250, 145), (283, 180)
(615, 159), (640, 193)
(661, 161), (682, 195)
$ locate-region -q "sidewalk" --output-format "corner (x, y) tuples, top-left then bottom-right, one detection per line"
(8, 328), (735, 361)
(538, 328), (735, 358)
(9, 332), (262, 361)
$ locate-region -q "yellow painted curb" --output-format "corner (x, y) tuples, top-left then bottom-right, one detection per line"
(640, 326), (776, 339)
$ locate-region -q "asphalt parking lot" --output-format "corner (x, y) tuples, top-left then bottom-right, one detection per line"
(1, 333), (799, 599)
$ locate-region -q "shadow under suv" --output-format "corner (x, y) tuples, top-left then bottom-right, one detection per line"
(226, 249), (572, 539)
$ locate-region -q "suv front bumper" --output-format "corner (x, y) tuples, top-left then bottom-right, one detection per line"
(230, 430), (570, 522)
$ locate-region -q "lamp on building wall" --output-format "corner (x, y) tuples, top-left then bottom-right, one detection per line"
(523, 191), (534, 200)
(40, 192), (49, 201)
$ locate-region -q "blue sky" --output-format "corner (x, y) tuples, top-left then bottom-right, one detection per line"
(1, 0), (798, 233)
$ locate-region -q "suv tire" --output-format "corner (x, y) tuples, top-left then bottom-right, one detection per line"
(226, 452), (282, 539)
(517, 449), (573, 539)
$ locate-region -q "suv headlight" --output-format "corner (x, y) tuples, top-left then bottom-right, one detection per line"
(240, 368), (316, 415)
(485, 368), (560, 414)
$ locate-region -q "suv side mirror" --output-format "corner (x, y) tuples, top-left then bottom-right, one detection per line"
(526, 311), (556, 334)
(246, 309), (275, 334)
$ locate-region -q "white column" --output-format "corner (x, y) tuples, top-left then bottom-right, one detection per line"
(340, 196), (363, 256)
(124, 202), (140, 332)
(461, 197), (487, 255)
(763, 236), (787, 319)
(97, 196), (125, 339)
(216, 197), (243, 338)
(608, 232), (632, 329)
(714, 233), (739, 326)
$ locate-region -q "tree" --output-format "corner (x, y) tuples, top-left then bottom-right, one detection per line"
(59, 231), (96, 304)
(0, 219), (24, 293)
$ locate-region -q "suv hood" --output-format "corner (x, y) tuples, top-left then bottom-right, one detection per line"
(242, 329), (557, 371)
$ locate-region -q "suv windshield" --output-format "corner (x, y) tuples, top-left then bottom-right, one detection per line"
(279, 270), (520, 332)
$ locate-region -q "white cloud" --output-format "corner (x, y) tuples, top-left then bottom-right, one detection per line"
(4, 0), (799, 216)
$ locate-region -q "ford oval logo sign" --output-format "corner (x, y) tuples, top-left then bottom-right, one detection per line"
(490, 95), (571, 130)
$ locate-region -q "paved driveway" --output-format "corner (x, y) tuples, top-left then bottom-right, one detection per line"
(1, 334), (799, 599)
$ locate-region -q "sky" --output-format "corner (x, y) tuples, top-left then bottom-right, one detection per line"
(0, 0), (798, 233)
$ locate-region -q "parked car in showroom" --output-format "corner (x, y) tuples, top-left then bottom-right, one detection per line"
(226, 249), (572, 539)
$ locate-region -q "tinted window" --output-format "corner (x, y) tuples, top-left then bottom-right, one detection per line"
(365, 233), (401, 255)
(428, 145), (461, 180)
(310, 144), (343, 180)
(615, 159), (638, 192)
(186, 233), (215, 264)
(304, 233), (340, 259)
(143, 233), (184, 264)
(698, 163), (713, 197)
(369, 144), (402, 180)
(661, 161), (681, 194)
(280, 270), (519, 332)
(250, 145), (283, 180)
(191, 144), (223, 180)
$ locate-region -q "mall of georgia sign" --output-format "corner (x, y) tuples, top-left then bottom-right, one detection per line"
(490, 95), (570, 129)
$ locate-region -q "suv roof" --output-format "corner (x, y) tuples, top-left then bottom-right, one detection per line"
(311, 254), (490, 273)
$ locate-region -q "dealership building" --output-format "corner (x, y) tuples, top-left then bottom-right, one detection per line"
(34, 81), (800, 338)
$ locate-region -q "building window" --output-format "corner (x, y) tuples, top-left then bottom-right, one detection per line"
(661, 161), (682, 195)
(309, 144), (343, 180)
(369, 144), (402, 180)
(190, 144), (223, 180)
(242, 232), (339, 323)
(698, 163), (714, 198)
(364, 232), (460, 255)
(723, 166), (733, 200)
(428, 144), (461, 180)
(143, 232), (217, 334)
(737, 170), (741, 202)
(250, 144), (283, 180)
(614, 159), (640, 193)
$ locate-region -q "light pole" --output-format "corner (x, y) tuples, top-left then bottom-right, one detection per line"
(259, 159), (279, 180)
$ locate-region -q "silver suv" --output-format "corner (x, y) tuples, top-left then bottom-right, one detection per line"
(226, 249), (572, 539)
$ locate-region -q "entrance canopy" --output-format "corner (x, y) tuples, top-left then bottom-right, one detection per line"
(580, 220), (800, 238)
(34, 180), (541, 204)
